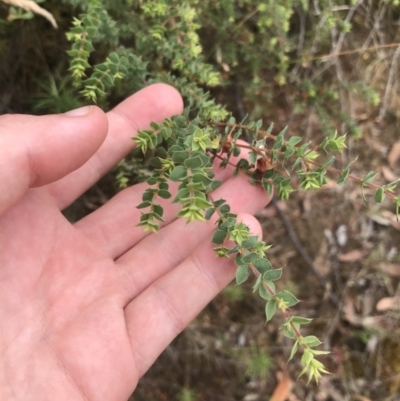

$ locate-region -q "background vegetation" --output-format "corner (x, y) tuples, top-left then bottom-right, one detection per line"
(1, 0), (400, 399)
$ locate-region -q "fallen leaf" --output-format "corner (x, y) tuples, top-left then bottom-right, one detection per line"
(368, 212), (392, 226)
(381, 166), (398, 182)
(381, 211), (400, 230)
(354, 395), (373, 401)
(379, 263), (400, 277)
(338, 249), (365, 262)
(243, 394), (259, 401)
(376, 297), (400, 311)
(343, 295), (361, 325)
(388, 140), (400, 168)
(255, 206), (277, 218)
(269, 372), (293, 401)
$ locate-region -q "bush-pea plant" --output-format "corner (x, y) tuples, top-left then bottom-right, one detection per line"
(131, 111), (400, 383)
(9, 0), (398, 384)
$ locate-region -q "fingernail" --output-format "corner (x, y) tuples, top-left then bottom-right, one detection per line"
(64, 106), (92, 117)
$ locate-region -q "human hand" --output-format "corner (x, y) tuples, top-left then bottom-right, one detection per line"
(0, 84), (271, 401)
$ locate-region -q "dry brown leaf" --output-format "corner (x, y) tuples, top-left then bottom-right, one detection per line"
(1, 0), (57, 28)
(343, 295), (360, 325)
(376, 297), (400, 311)
(369, 212), (392, 226)
(381, 166), (398, 182)
(338, 249), (365, 263)
(269, 372), (293, 401)
(381, 210), (400, 230)
(354, 395), (373, 401)
(379, 263), (400, 277)
(388, 139), (400, 168)
(255, 206), (277, 218)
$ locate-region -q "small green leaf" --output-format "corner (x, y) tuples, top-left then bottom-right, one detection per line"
(224, 244), (238, 255)
(236, 265), (249, 285)
(169, 166), (187, 181)
(277, 290), (299, 307)
(241, 252), (260, 263)
(173, 188), (190, 203)
(249, 151), (257, 165)
(210, 180), (222, 191)
(220, 217), (237, 229)
(142, 190), (155, 202)
(235, 253), (244, 266)
(193, 197), (213, 209)
(311, 350), (330, 356)
(301, 349), (313, 366)
(287, 136), (302, 147)
(214, 246), (230, 258)
(284, 146), (295, 159)
(262, 179), (273, 195)
(265, 299), (277, 321)
(337, 167), (350, 185)
(289, 340), (299, 361)
(362, 171), (377, 184)
(219, 204), (230, 214)
(253, 275), (262, 292)
(233, 146), (241, 157)
(241, 236), (259, 248)
(153, 204), (163, 217)
(150, 157), (162, 168)
(157, 147), (168, 158)
(263, 268), (282, 281)
(147, 177), (158, 185)
(273, 136), (284, 151)
(137, 201), (152, 209)
(172, 151), (190, 164)
(254, 259), (272, 274)
(192, 173), (213, 186)
(375, 187), (385, 203)
(292, 157), (302, 169)
(291, 316), (313, 325)
(259, 284), (273, 300)
(395, 196), (400, 220)
(184, 156), (203, 169)
(205, 208), (215, 220)
(300, 335), (322, 348)
(283, 326), (296, 339)
(158, 190), (171, 199)
(212, 229), (227, 245)
(152, 212), (164, 222)
(263, 280), (275, 294)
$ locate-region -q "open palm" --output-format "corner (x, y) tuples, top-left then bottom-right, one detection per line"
(0, 84), (270, 401)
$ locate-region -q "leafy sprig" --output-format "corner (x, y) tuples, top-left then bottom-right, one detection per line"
(132, 111), (400, 382)
(63, 0), (400, 384)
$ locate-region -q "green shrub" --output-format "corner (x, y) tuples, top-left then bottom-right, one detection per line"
(2, 0), (400, 384)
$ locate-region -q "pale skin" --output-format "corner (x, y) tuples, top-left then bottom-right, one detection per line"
(0, 84), (271, 401)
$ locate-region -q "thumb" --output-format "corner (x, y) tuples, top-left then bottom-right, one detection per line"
(0, 105), (108, 216)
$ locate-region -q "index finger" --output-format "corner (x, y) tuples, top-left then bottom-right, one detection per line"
(44, 83), (184, 210)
